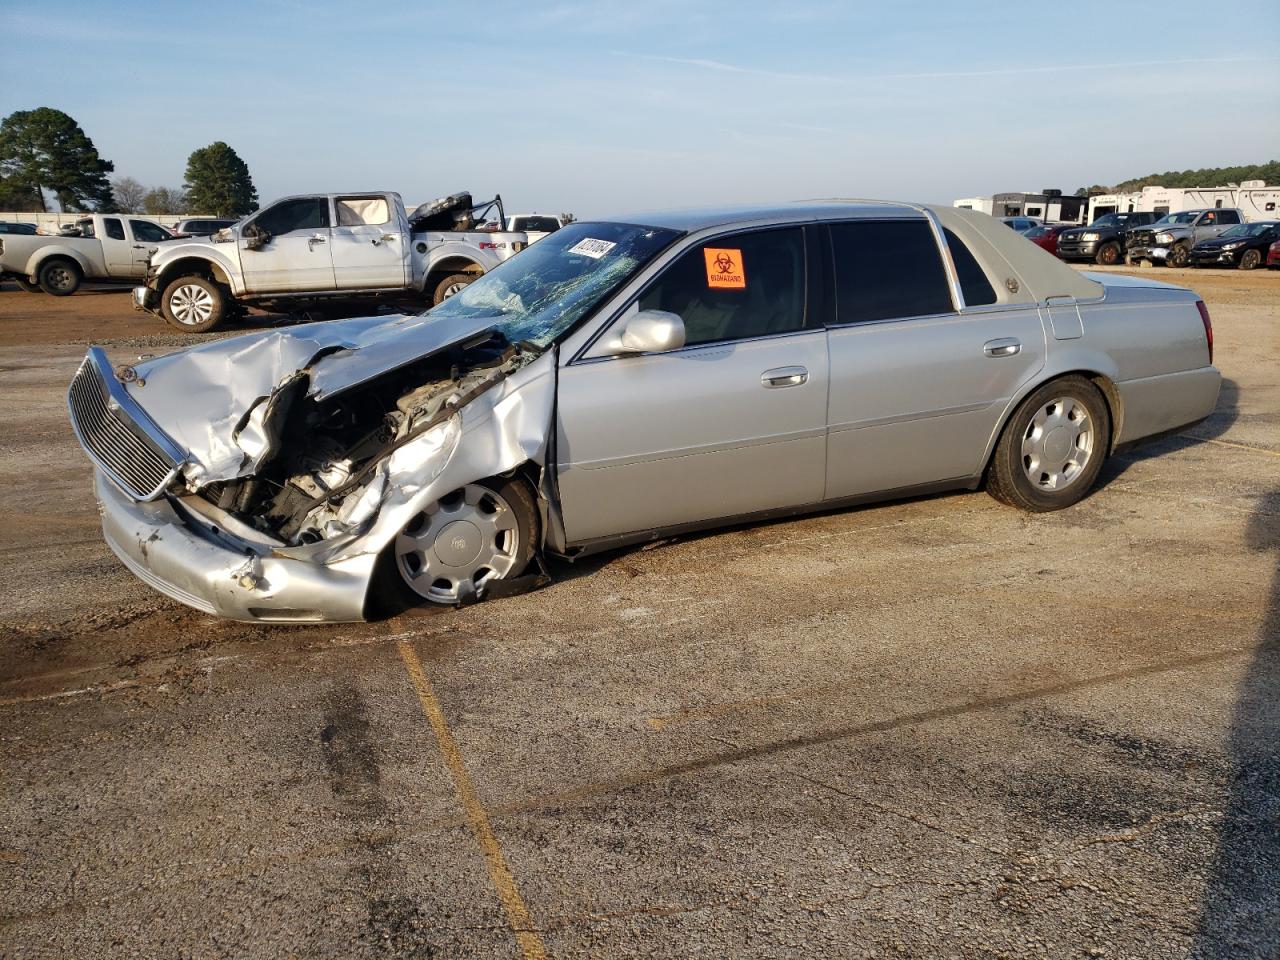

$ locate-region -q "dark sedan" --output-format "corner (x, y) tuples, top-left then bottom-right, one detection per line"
(1188, 221), (1279, 270)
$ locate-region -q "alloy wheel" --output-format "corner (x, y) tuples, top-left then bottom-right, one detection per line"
(169, 283), (215, 325)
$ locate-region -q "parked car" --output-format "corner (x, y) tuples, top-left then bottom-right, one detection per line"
(1188, 220), (1279, 270)
(1127, 208), (1245, 267)
(0, 214), (176, 295)
(1269, 240), (1280, 269)
(1024, 223), (1069, 256)
(0, 222), (38, 235)
(135, 191), (528, 332)
(172, 218), (237, 237)
(1001, 216), (1043, 234)
(1056, 211), (1161, 266)
(67, 201), (1220, 623)
(506, 214), (565, 244)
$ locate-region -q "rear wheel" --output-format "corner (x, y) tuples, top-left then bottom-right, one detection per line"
(161, 275), (226, 332)
(37, 258), (81, 296)
(1238, 248), (1262, 271)
(1095, 241), (1122, 266)
(432, 272), (475, 305)
(987, 376), (1111, 513)
(386, 477), (538, 607)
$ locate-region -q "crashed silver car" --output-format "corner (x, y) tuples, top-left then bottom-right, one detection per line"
(67, 202), (1221, 623)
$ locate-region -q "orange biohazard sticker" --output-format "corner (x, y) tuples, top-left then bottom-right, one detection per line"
(703, 248), (746, 289)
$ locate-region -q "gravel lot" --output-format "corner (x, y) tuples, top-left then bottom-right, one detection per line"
(1, 267), (1277, 959)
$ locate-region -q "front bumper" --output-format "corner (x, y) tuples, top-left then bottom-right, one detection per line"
(1188, 248), (1239, 266)
(1127, 245), (1170, 261)
(133, 285), (159, 313)
(96, 471), (375, 623)
(1056, 240), (1098, 259)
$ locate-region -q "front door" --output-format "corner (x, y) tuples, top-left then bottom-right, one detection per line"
(823, 219), (1046, 498)
(240, 197), (336, 293)
(330, 196), (407, 288)
(127, 219), (173, 277)
(556, 226), (829, 544)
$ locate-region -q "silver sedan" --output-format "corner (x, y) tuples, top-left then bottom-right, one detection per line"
(68, 202), (1221, 622)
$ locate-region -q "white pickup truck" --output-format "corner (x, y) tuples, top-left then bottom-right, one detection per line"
(135, 191), (528, 332)
(0, 214), (175, 295)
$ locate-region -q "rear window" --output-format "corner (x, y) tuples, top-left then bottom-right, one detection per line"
(943, 228), (997, 307)
(829, 220), (954, 324)
(103, 218), (125, 240)
(514, 216), (561, 233)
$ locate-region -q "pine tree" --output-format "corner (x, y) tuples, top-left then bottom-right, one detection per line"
(183, 142), (258, 217)
(0, 107), (115, 212)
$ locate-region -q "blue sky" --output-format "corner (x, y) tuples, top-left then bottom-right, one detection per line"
(3, 0), (1278, 216)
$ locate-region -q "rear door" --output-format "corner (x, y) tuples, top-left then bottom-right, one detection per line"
(329, 195), (407, 288)
(823, 219), (1046, 498)
(239, 197), (336, 292)
(127, 219), (173, 276)
(556, 226), (829, 544)
(99, 217), (134, 276)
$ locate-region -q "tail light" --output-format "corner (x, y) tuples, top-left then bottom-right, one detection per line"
(1195, 300), (1213, 364)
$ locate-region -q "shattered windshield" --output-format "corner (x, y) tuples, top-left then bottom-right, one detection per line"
(425, 222), (681, 349)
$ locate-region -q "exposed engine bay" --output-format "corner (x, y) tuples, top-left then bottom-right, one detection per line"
(200, 330), (536, 545)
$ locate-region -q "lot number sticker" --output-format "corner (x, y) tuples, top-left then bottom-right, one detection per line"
(568, 237), (617, 259)
(703, 248), (746, 289)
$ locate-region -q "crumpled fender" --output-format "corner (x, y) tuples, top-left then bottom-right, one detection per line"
(308, 353), (556, 565)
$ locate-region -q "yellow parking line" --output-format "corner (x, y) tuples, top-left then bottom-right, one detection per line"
(1181, 434), (1280, 458)
(397, 640), (548, 960)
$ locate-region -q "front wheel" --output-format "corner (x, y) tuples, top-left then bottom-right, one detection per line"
(1168, 243), (1190, 268)
(386, 477), (539, 607)
(1238, 248), (1262, 271)
(432, 272), (475, 306)
(1095, 241), (1122, 266)
(986, 376), (1111, 513)
(161, 275), (226, 332)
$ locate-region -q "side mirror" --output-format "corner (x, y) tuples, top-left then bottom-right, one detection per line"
(602, 309), (686, 356)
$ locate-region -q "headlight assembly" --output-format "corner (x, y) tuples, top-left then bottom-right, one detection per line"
(1079, 232), (1099, 241)
(1155, 232), (1174, 244)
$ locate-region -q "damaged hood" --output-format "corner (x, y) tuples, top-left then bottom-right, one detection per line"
(122, 310), (501, 484)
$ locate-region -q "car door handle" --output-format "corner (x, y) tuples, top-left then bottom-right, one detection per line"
(984, 338), (1021, 357)
(308, 234), (326, 249)
(132, 244), (148, 249)
(372, 233), (398, 245)
(761, 366), (808, 388)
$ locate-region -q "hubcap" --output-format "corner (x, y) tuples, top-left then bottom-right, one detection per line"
(47, 267), (73, 290)
(395, 484), (520, 603)
(170, 284), (214, 325)
(1021, 396), (1094, 492)
(441, 281), (468, 299)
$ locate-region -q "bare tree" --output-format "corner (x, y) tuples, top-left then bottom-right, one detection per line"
(112, 176), (146, 213)
(143, 186), (185, 215)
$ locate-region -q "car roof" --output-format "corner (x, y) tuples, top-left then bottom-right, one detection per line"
(600, 200), (929, 232)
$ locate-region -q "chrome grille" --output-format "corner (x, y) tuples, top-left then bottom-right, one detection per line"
(68, 352), (182, 500)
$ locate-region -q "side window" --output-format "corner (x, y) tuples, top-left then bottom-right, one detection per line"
(254, 198), (331, 235)
(335, 197), (389, 226)
(130, 220), (171, 243)
(1217, 210), (1240, 225)
(1200, 211), (1217, 225)
(78, 219), (96, 239)
(830, 220), (954, 324)
(103, 218), (125, 240)
(637, 227), (806, 347)
(942, 228), (998, 307)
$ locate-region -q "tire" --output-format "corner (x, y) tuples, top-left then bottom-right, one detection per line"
(986, 376), (1111, 513)
(37, 258), (81, 296)
(14, 277), (41, 293)
(1238, 248), (1262, 271)
(373, 476), (540, 612)
(432, 272), (475, 306)
(1094, 241), (1122, 266)
(1168, 243), (1190, 268)
(161, 275), (226, 333)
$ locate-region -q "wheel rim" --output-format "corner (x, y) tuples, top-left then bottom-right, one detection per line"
(441, 280), (468, 300)
(394, 484), (521, 603)
(46, 266), (74, 291)
(1101, 245), (1118, 264)
(1021, 396), (1095, 492)
(1171, 247), (1188, 267)
(169, 284), (214, 325)
(1242, 251), (1259, 269)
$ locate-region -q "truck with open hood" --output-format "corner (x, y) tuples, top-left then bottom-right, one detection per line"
(132, 191), (527, 331)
